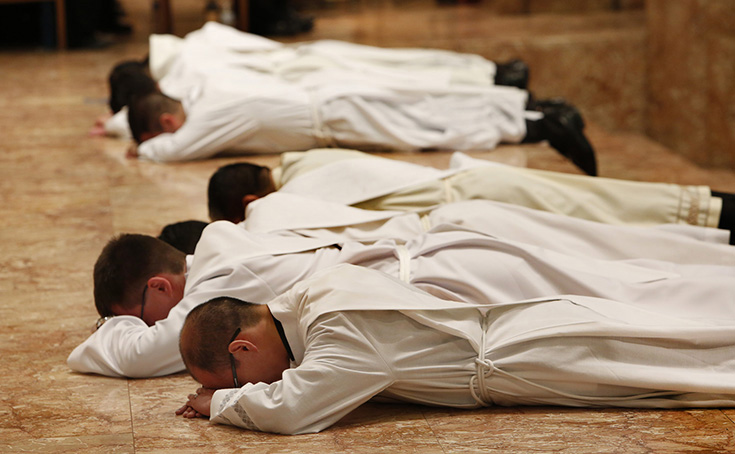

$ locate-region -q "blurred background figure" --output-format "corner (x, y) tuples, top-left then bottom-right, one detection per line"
(0, 0), (131, 49)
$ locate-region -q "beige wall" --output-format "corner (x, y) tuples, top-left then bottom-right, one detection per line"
(489, 0), (644, 14)
(646, 0), (735, 167)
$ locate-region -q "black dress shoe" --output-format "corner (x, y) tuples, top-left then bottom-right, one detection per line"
(532, 98), (585, 129)
(535, 100), (597, 176)
(494, 59), (529, 90)
(253, 10), (314, 36)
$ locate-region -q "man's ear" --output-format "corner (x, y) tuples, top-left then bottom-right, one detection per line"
(229, 339), (258, 355)
(159, 112), (179, 133)
(148, 275), (174, 295)
(241, 194), (260, 211)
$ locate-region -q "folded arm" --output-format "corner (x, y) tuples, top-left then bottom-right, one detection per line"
(210, 313), (394, 434)
(66, 315), (185, 377)
(136, 102), (260, 162)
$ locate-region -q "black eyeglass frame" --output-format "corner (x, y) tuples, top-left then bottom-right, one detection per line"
(229, 327), (242, 388)
(95, 284), (149, 330)
(140, 285), (148, 322)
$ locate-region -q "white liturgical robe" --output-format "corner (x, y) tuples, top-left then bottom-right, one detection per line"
(107, 22), (503, 138)
(244, 194), (733, 265)
(136, 82), (527, 162)
(210, 265), (735, 434)
(135, 25), (528, 162)
(272, 149), (721, 228)
(69, 218), (735, 377)
(149, 22), (500, 99)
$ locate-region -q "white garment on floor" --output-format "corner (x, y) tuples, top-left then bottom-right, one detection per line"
(244, 193), (733, 265)
(277, 150), (494, 206)
(136, 82), (527, 162)
(103, 106), (131, 139)
(273, 149), (720, 228)
(68, 218), (735, 377)
(211, 265), (735, 434)
(108, 22), (507, 141)
(149, 22), (499, 99)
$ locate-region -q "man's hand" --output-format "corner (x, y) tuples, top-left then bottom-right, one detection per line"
(126, 142), (139, 159)
(89, 114), (112, 137)
(175, 387), (214, 419)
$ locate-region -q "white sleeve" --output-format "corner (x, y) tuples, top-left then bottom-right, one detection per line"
(210, 313), (394, 434)
(136, 122), (250, 162)
(104, 108), (132, 139)
(67, 264), (282, 378)
(66, 314), (186, 378)
(137, 99), (259, 163)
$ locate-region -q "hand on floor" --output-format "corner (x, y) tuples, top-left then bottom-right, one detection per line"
(89, 114), (112, 137)
(175, 387), (214, 418)
(126, 143), (139, 159)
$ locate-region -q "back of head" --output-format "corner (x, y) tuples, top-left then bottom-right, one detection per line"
(158, 220), (209, 255)
(108, 59), (157, 113)
(128, 92), (179, 144)
(180, 296), (261, 376)
(109, 58), (149, 77)
(94, 233), (186, 317)
(208, 162), (274, 222)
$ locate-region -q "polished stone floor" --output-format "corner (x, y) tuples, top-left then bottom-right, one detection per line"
(2, 1), (735, 452)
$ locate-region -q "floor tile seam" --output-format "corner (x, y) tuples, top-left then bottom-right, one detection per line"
(723, 409), (735, 426)
(421, 409), (449, 454)
(128, 379), (138, 453)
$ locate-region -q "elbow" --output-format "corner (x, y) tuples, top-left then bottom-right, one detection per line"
(116, 360), (169, 379)
(258, 418), (333, 435)
(116, 355), (184, 379)
(65, 353), (86, 374)
(259, 424), (320, 436)
(66, 346), (124, 377)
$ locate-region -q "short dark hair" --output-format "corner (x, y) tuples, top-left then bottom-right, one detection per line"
(128, 92), (180, 144)
(158, 220), (209, 255)
(180, 296), (263, 375)
(93, 234), (186, 317)
(207, 162), (275, 222)
(108, 59), (158, 113)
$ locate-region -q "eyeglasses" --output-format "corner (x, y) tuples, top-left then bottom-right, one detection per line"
(229, 327), (242, 388)
(95, 284), (148, 330)
(140, 285), (148, 323)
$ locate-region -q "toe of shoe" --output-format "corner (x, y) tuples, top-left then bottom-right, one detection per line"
(544, 117), (597, 176)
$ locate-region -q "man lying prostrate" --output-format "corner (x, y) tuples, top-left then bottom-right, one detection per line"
(126, 82), (596, 176)
(112, 26), (595, 174)
(177, 265), (735, 434)
(208, 149), (735, 242)
(68, 201), (735, 378)
(125, 22), (530, 107)
(99, 22), (530, 138)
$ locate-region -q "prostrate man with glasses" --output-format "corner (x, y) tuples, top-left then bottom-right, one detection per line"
(68, 197), (735, 378)
(176, 264), (735, 434)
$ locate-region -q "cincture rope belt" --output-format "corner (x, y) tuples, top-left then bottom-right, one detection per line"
(396, 245), (411, 283)
(469, 316), (680, 406)
(442, 178), (454, 204)
(419, 214), (432, 232)
(308, 89), (337, 148)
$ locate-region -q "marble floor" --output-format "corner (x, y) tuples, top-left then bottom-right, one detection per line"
(2, 0), (735, 452)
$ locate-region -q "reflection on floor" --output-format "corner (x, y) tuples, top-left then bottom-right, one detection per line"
(2, 0), (735, 452)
